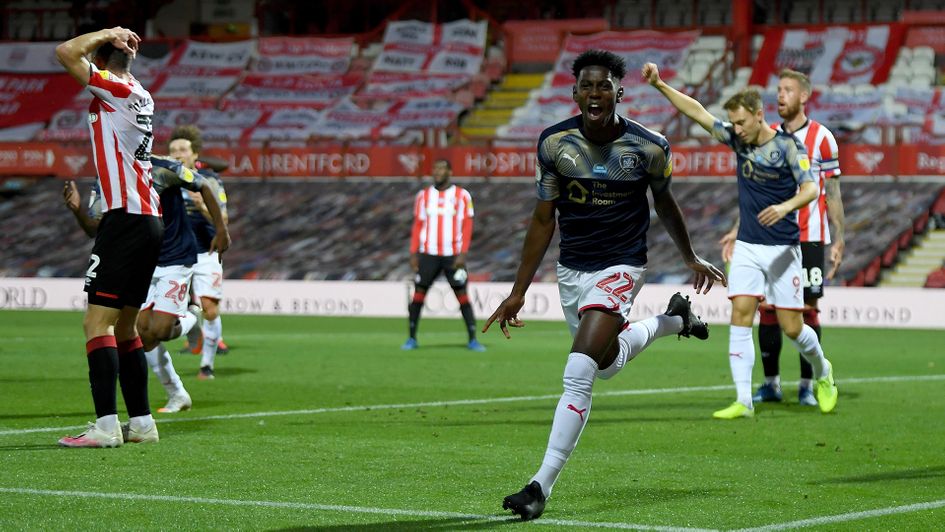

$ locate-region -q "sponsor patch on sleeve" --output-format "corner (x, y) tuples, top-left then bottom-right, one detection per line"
(798, 155), (811, 172)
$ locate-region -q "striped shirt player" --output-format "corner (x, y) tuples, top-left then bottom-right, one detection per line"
(88, 63), (160, 217)
(402, 159), (485, 352)
(410, 184), (474, 257)
(774, 119), (841, 299)
(776, 119), (841, 244)
(55, 27), (165, 448)
(83, 63), (164, 309)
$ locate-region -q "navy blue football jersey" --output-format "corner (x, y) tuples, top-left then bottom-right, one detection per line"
(536, 115), (673, 271)
(710, 118), (814, 245)
(182, 168), (227, 253)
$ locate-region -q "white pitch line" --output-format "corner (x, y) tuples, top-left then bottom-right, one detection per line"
(736, 498), (945, 531)
(0, 487), (715, 531)
(1, 374), (943, 437)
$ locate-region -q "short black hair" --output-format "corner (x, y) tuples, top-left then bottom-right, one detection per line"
(571, 49), (626, 80)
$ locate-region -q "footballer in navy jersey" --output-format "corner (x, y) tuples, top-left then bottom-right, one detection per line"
(709, 120), (813, 245)
(168, 125), (230, 378)
(486, 50), (725, 522)
(536, 115), (672, 271)
(644, 61), (838, 421)
(182, 167), (226, 254)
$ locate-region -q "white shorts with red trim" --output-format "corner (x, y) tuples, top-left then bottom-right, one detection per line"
(557, 262), (646, 337)
(192, 251), (223, 300)
(728, 240), (804, 310)
(143, 264), (195, 317)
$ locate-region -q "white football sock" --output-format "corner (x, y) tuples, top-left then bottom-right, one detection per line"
(145, 343), (185, 397)
(799, 378), (812, 389)
(531, 353), (597, 498)
(765, 375), (781, 387)
(599, 315), (682, 379)
(177, 310), (199, 339)
(95, 414), (119, 433)
(728, 325), (755, 407)
(200, 317), (222, 369)
(790, 324), (828, 378)
(129, 413), (154, 432)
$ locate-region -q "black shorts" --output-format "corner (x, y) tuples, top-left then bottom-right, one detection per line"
(801, 241), (826, 300)
(84, 210), (164, 309)
(415, 253), (467, 290)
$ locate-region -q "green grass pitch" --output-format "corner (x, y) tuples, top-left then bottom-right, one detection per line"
(0, 310), (943, 530)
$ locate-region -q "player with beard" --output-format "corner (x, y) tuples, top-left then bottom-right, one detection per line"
(485, 50), (726, 520)
(719, 69), (845, 406)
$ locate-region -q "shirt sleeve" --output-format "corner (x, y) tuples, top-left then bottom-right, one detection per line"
(536, 136), (560, 201)
(647, 139), (673, 196)
(788, 136), (815, 185)
(818, 127), (841, 179)
(710, 117), (737, 148)
(86, 63), (133, 107)
(150, 156), (206, 192)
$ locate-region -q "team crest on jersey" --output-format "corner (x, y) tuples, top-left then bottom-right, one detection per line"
(88, 113), (98, 124)
(768, 150), (782, 162)
(619, 153), (641, 171)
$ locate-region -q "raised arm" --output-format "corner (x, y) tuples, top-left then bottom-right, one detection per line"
(642, 62), (716, 132)
(55, 27), (140, 85)
(483, 200), (556, 338)
(653, 188), (727, 293)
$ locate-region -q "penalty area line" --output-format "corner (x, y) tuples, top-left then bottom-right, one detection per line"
(1, 374), (943, 437)
(0, 487), (714, 531)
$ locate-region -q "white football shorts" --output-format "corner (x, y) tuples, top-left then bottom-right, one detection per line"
(557, 262), (646, 337)
(727, 240), (804, 310)
(143, 264), (195, 317)
(192, 251), (223, 300)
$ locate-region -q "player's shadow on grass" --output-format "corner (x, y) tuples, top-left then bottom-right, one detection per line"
(813, 465), (945, 484)
(272, 516), (519, 530)
(399, 343), (487, 351)
(204, 366), (258, 377)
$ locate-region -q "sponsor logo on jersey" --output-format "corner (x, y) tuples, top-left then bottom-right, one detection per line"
(798, 154), (811, 172)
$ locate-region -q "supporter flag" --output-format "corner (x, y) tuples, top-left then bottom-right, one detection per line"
(750, 24), (906, 87)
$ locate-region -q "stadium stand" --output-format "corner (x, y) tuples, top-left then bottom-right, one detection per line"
(1, 0), (944, 290)
(1, 179), (940, 286)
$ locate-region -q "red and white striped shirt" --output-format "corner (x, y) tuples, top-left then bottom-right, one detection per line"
(86, 64), (160, 216)
(775, 119), (841, 244)
(410, 185), (474, 256)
